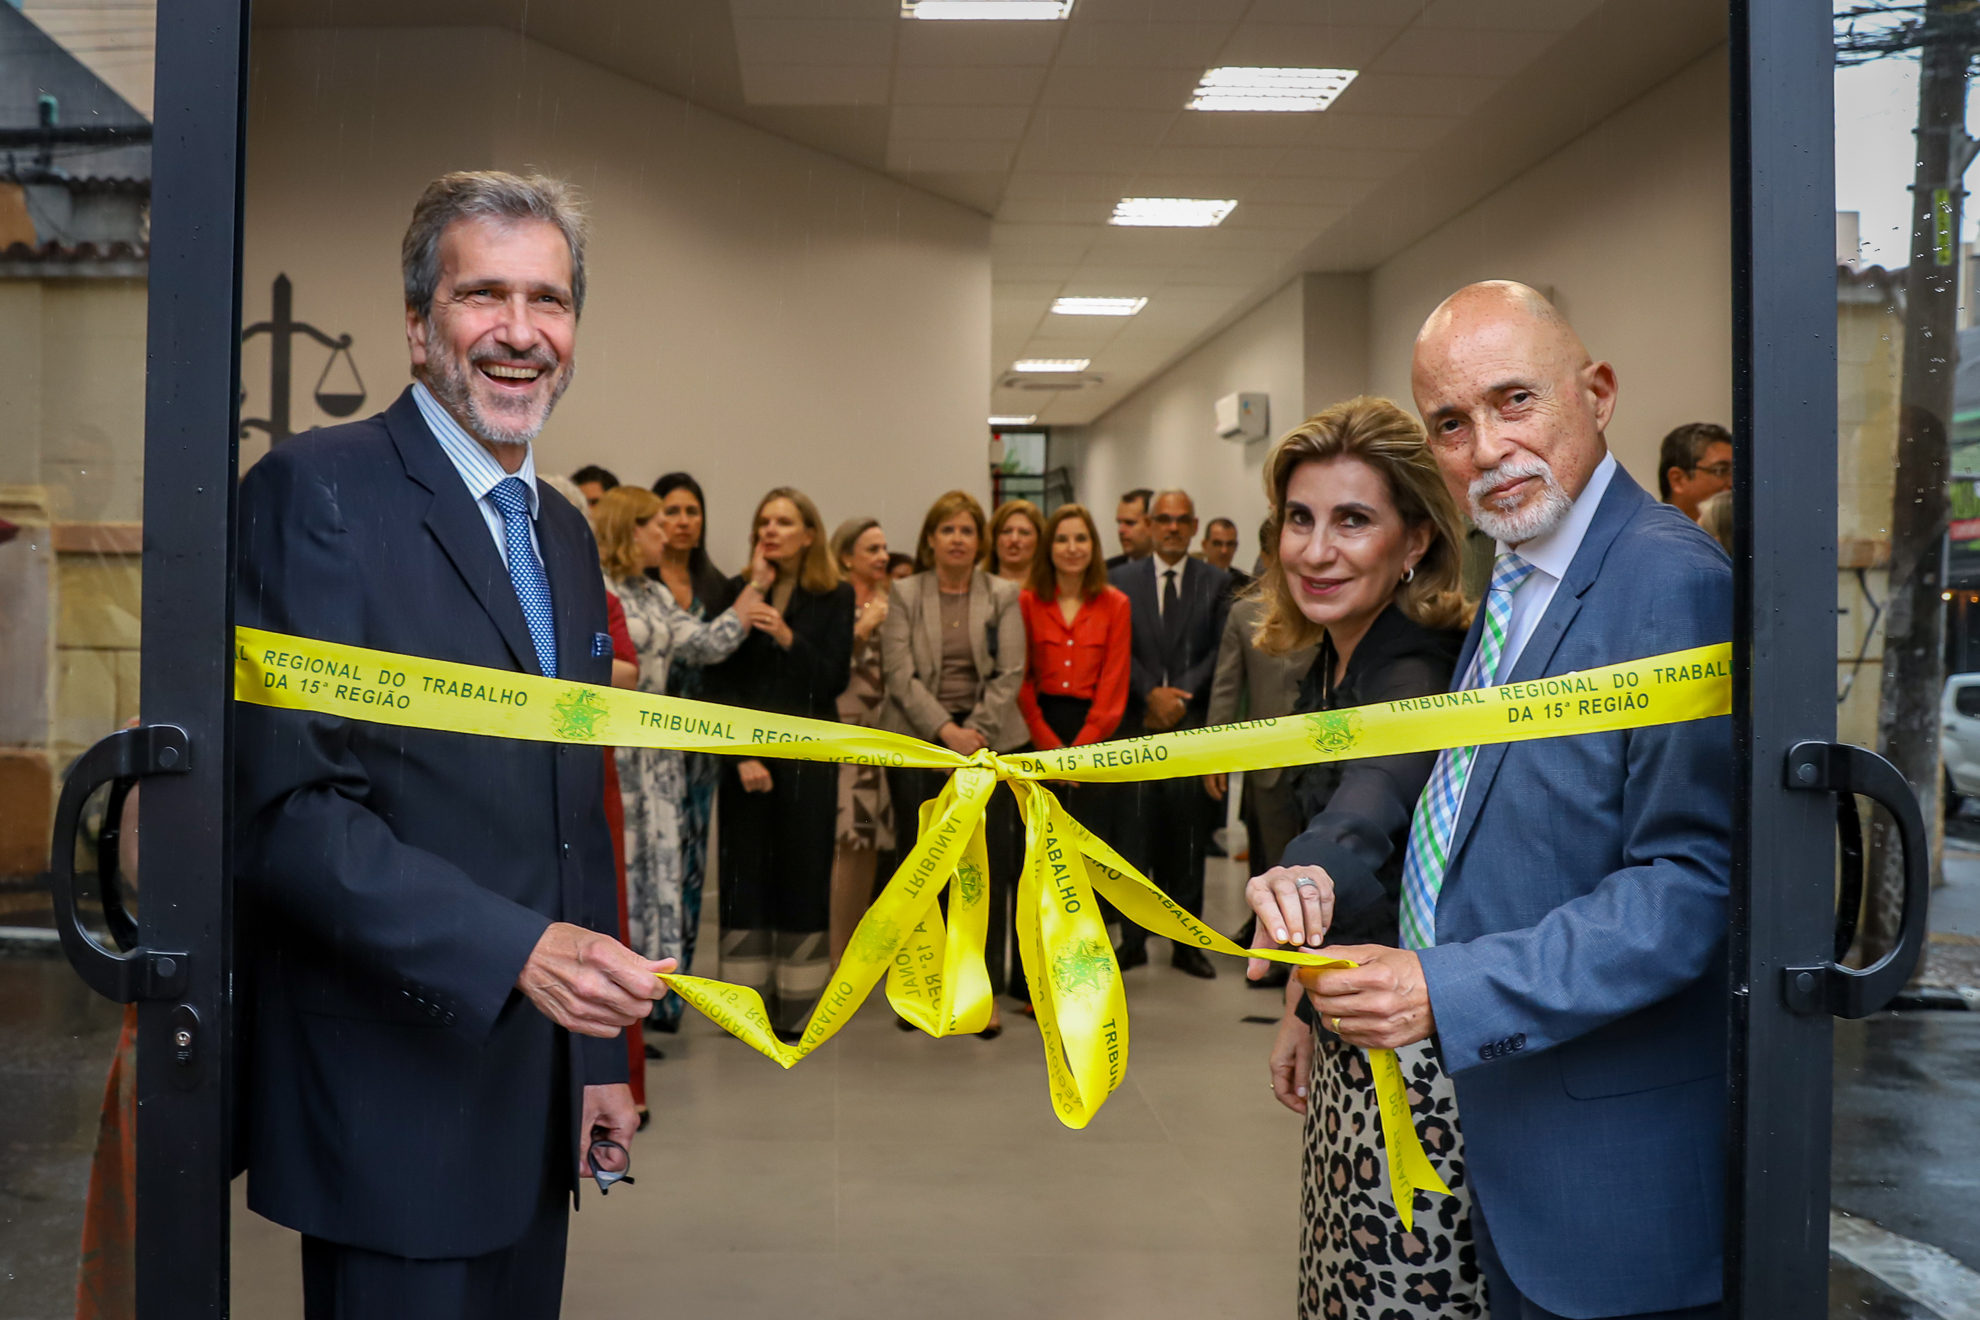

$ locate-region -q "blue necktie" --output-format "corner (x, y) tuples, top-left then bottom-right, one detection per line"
(1396, 552), (1536, 949)
(486, 477), (557, 678)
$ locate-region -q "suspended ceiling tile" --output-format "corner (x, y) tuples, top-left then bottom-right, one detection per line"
(1075, 0), (1252, 21)
(998, 171), (1142, 203)
(1160, 113), (1320, 150)
(895, 20), (1065, 67)
(1140, 144), (1286, 178)
(995, 196), (1115, 225)
(1029, 105), (1181, 144)
(890, 104), (1033, 139)
(1054, 264), (1177, 287)
(897, 170), (1009, 211)
(994, 281), (1075, 303)
(1053, 21), (1234, 69)
(1221, 203), (1352, 233)
(1211, 23), (1400, 69)
(886, 139), (1019, 172)
(892, 64), (1049, 105)
(1292, 111), (1463, 151)
(995, 263), (1086, 283)
(1414, 0), (1604, 31)
(730, 0), (896, 17)
(740, 64), (893, 106)
(1242, 175), (1383, 207)
(732, 17), (895, 65)
(1243, 0), (1427, 25)
(1335, 72), (1504, 119)
(1372, 24), (1569, 71)
(1011, 137), (1159, 173)
(1268, 145), (1416, 179)
(1035, 63), (1201, 110)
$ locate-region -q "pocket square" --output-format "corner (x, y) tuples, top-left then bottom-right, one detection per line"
(592, 631), (614, 658)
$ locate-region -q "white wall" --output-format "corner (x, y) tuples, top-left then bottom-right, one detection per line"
(244, 27), (991, 565)
(1076, 279), (1306, 564)
(1368, 47), (1733, 489)
(1075, 46), (1731, 525)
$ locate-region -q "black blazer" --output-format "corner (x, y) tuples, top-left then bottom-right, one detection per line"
(1280, 604), (1464, 947)
(702, 576), (855, 722)
(1107, 553), (1231, 734)
(233, 387), (625, 1258)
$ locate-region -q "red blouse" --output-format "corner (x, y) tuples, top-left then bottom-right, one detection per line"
(1017, 585), (1132, 750)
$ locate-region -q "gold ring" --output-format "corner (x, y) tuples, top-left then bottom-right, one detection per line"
(1332, 1017), (1343, 1032)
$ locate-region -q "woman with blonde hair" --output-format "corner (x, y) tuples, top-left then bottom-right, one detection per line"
(593, 487), (772, 1035)
(703, 487), (855, 1039)
(879, 489), (1027, 1034)
(984, 498), (1045, 586)
(1238, 397), (1483, 1320)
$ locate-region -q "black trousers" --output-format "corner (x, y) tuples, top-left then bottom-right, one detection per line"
(1116, 774), (1210, 956)
(301, 1055), (571, 1320)
(718, 758), (837, 1031)
(887, 764), (1022, 994)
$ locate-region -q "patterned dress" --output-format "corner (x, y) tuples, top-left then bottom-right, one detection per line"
(835, 623), (895, 851)
(1299, 1034), (1483, 1320)
(608, 576), (747, 1023)
(668, 592), (723, 1028)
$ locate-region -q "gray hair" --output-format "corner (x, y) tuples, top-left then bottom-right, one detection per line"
(402, 171), (589, 320)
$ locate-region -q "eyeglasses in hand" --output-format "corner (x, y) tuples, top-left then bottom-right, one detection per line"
(586, 1133), (635, 1195)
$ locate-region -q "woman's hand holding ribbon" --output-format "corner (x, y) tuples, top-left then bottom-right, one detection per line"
(1245, 865), (1336, 981)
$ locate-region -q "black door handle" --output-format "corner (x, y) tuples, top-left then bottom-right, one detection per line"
(1780, 741), (1930, 1018)
(49, 725), (193, 1003)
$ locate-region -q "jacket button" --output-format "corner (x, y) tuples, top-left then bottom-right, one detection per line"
(1479, 1043), (1495, 1061)
(1512, 1033), (1526, 1051)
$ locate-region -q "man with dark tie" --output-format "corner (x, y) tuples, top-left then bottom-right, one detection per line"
(1108, 489), (1231, 976)
(234, 171), (668, 1319)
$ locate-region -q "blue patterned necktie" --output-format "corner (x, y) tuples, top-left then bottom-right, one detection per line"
(1397, 552), (1536, 949)
(486, 477), (558, 678)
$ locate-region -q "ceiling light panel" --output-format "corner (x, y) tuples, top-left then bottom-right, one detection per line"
(1188, 67), (1358, 112)
(903, 0), (1074, 19)
(1051, 296), (1147, 316)
(1012, 358), (1091, 371)
(988, 415), (1038, 425)
(1109, 197), (1237, 228)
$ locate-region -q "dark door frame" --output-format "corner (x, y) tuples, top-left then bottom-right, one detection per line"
(1727, 0), (1844, 1313)
(136, 0), (250, 1313)
(104, 0), (1859, 1314)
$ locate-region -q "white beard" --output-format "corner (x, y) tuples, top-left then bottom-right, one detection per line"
(1468, 454), (1573, 544)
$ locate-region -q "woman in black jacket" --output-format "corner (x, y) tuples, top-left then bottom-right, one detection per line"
(703, 486), (854, 1039)
(1238, 398), (1481, 1320)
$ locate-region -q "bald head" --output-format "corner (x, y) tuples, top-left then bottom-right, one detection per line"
(1410, 281), (1616, 545)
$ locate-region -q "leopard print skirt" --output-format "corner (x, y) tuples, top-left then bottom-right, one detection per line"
(1298, 1034), (1484, 1320)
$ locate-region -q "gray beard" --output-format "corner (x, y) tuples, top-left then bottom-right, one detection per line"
(420, 337), (572, 450)
(1468, 456), (1573, 545)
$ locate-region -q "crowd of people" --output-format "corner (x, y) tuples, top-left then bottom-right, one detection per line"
(228, 170), (1737, 1320)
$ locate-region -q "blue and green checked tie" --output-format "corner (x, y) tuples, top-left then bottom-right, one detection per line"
(1396, 552), (1536, 950)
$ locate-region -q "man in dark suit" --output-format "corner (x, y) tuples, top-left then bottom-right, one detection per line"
(1108, 489), (1230, 976)
(1104, 487), (1154, 570)
(1200, 516), (1251, 597)
(1307, 283), (1731, 1318)
(235, 172), (669, 1320)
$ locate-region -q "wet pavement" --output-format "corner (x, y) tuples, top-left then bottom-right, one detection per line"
(0, 951), (122, 1320)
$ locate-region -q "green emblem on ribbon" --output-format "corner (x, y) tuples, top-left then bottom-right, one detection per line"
(954, 859), (986, 907)
(1304, 709), (1361, 755)
(552, 688), (609, 741)
(1051, 937), (1115, 1000)
(850, 915), (899, 965)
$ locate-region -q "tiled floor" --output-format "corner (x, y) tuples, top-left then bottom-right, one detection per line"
(230, 857), (1307, 1318)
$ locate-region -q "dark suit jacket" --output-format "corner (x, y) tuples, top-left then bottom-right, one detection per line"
(234, 387), (626, 1259)
(1108, 553), (1230, 734)
(702, 576), (855, 721)
(1416, 467), (1732, 1315)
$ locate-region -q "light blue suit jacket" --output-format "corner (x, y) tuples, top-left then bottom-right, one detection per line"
(1417, 466), (1731, 1317)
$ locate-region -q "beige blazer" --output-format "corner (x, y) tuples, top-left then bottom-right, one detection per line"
(879, 569), (1028, 752)
(1206, 595), (1318, 789)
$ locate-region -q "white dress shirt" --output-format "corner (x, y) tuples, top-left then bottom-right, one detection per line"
(411, 381), (541, 567)
(1493, 451), (1617, 679)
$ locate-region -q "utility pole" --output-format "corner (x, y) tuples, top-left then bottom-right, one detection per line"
(1840, 1), (1979, 955)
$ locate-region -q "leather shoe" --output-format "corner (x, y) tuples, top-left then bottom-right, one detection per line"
(1117, 942), (1149, 971)
(1171, 946), (1217, 979)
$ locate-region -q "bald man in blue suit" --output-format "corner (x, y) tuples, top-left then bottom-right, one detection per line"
(1304, 283), (1731, 1320)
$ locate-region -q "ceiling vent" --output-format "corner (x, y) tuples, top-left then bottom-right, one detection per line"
(999, 372), (1104, 391)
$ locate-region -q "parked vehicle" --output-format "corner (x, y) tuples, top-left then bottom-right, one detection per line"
(1941, 673), (1980, 816)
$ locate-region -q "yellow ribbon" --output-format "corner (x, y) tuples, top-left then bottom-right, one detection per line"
(235, 625), (1730, 1229)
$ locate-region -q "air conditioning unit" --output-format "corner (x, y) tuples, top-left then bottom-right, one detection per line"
(1216, 392), (1268, 444)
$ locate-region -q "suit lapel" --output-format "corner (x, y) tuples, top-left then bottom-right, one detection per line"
(914, 573), (943, 679)
(1443, 467), (1651, 869)
(385, 388), (541, 676)
(968, 571), (994, 678)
